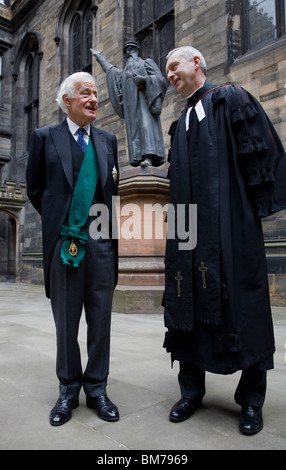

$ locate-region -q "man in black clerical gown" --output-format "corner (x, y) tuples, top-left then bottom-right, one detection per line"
(163, 46), (286, 434)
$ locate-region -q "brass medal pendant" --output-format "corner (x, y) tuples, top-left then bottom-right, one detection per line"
(69, 239), (78, 257)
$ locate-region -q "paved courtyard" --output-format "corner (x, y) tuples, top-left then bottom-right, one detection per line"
(0, 282), (285, 451)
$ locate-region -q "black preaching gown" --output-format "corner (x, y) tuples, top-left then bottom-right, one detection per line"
(163, 81), (286, 374)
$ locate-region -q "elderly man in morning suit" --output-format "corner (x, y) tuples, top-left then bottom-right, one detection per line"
(26, 72), (120, 426)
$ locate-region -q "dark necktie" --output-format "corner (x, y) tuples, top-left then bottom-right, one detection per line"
(77, 127), (87, 153)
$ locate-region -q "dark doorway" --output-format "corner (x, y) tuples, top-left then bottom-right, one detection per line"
(0, 212), (16, 280)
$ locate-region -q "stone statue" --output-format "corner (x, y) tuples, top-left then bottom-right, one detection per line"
(91, 41), (167, 167)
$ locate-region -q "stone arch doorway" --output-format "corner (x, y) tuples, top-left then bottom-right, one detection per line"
(0, 181), (26, 282)
(0, 210), (17, 281)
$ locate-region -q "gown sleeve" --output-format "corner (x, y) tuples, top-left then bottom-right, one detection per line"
(221, 85), (286, 217)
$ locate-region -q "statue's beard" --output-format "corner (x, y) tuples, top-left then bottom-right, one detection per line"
(125, 55), (139, 78)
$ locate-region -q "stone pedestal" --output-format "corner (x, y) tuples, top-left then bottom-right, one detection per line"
(112, 166), (169, 314)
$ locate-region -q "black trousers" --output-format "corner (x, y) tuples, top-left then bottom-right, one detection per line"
(50, 234), (115, 400)
(178, 360), (267, 408)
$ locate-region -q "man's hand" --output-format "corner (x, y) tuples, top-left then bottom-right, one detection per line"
(133, 73), (146, 88)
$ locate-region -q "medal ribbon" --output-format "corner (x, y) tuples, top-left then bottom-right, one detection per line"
(60, 138), (99, 267)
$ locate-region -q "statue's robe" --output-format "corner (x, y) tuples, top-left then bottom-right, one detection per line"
(106, 57), (166, 166)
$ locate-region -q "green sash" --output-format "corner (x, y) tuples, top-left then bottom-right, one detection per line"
(60, 138), (99, 267)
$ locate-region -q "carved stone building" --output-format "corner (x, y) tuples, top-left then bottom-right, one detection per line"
(0, 0), (285, 310)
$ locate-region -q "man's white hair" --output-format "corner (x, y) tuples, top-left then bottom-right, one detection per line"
(167, 46), (207, 75)
(56, 72), (97, 114)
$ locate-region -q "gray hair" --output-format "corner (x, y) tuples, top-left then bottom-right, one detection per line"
(167, 46), (207, 75)
(56, 72), (97, 113)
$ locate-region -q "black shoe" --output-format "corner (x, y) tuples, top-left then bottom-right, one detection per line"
(86, 394), (119, 422)
(49, 396), (79, 426)
(239, 405), (263, 435)
(169, 397), (202, 422)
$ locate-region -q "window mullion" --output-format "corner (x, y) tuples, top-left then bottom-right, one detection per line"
(276, 0), (284, 36)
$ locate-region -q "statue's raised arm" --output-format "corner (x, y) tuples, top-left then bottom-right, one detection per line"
(90, 48), (113, 73)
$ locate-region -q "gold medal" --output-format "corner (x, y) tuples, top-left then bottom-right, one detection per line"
(69, 239), (78, 257)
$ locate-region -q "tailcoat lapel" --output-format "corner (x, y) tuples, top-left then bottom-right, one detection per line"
(50, 120), (73, 188)
(49, 121), (109, 190)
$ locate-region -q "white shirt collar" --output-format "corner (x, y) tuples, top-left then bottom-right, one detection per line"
(67, 117), (90, 137)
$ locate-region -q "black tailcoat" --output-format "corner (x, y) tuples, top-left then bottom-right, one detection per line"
(26, 120), (119, 299)
(164, 81), (286, 374)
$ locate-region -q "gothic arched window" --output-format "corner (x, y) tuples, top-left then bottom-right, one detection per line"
(22, 38), (40, 152)
(134, 0), (174, 78)
(0, 54), (3, 105)
(70, 1), (93, 73)
(24, 54), (34, 151)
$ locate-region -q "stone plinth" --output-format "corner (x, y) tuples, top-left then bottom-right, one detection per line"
(112, 166), (169, 314)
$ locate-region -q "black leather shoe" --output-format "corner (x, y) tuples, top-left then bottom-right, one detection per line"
(86, 394), (119, 422)
(49, 396), (79, 426)
(239, 405), (263, 435)
(169, 397), (202, 422)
